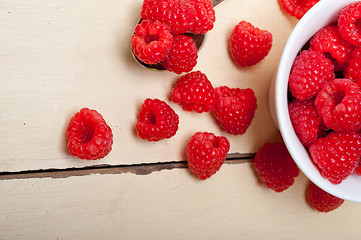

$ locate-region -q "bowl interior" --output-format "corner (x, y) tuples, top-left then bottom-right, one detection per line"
(275, 0), (361, 202)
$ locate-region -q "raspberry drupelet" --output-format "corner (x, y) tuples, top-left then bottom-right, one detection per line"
(136, 98), (179, 141)
(67, 108), (113, 160)
(186, 132), (230, 180)
(131, 20), (173, 65)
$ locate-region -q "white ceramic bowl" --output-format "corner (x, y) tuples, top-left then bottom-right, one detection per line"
(270, 0), (361, 202)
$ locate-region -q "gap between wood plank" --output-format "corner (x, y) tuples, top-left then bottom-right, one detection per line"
(0, 153), (255, 180)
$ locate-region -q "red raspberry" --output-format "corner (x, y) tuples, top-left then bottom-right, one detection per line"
(186, 132), (230, 180)
(314, 78), (361, 133)
(306, 182), (344, 212)
(253, 142), (300, 192)
(345, 47), (361, 87)
(288, 99), (322, 148)
(141, 0), (196, 35)
(187, 0), (215, 34)
(229, 21), (273, 67)
(136, 98), (179, 141)
(213, 86), (257, 135)
(310, 24), (353, 71)
(162, 35), (198, 74)
(354, 162), (361, 176)
(309, 132), (361, 184)
(338, 2), (361, 47)
(288, 50), (334, 101)
(131, 20), (173, 65)
(171, 71), (216, 112)
(67, 108), (113, 160)
(278, 0), (320, 19)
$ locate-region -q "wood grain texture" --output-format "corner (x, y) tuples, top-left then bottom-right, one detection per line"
(1, 164), (361, 240)
(0, 0), (296, 172)
(0, 154), (254, 180)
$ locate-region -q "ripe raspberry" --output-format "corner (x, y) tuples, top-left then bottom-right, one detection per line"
(314, 78), (361, 133)
(288, 50), (334, 101)
(306, 182), (344, 212)
(278, 0), (320, 19)
(253, 142), (300, 192)
(309, 132), (361, 184)
(187, 0), (215, 34)
(131, 20), (173, 65)
(229, 21), (273, 67)
(354, 162), (361, 176)
(338, 2), (361, 47)
(310, 24), (353, 71)
(171, 71), (216, 112)
(186, 132), (230, 180)
(136, 98), (179, 141)
(141, 0), (195, 35)
(162, 35), (198, 74)
(288, 99), (322, 148)
(213, 86), (257, 135)
(67, 108), (113, 160)
(345, 47), (361, 87)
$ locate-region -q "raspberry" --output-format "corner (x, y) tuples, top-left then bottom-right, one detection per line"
(314, 78), (361, 133)
(354, 162), (361, 176)
(141, 0), (195, 35)
(309, 132), (361, 184)
(278, 0), (320, 19)
(229, 21), (273, 67)
(338, 2), (361, 47)
(67, 108), (113, 160)
(162, 35), (198, 74)
(186, 132), (230, 180)
(131, 20), (173, 65)
(253, 142), (300, 192)
(213, 86), (257, 135)
(306, 182), (344, 212)
(310, 24), (353, 71)
(288, 99), (322, 148)
(288, 50), (334, 101)
(187, 0), (215, 34)
(345, 47), (361, 87)
(136, 98), (179, 141)
(171, 71), (216, 112)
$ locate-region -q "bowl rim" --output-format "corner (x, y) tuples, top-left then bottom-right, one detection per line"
(275, 0), (361, 202)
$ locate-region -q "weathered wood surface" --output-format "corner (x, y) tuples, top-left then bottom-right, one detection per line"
(2, 164), (361, 240)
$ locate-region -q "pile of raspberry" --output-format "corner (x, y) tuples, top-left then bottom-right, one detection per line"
(288, 2), (361, 185)
(130, 0), (274, 181)
(130, 0), (216, 74)
(135, 71), (258, 180)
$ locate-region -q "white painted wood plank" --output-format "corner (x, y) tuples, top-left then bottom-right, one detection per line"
(0, 0), (297, 171)
(1, 164), (360, 239)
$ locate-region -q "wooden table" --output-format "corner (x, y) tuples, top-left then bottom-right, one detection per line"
(1, 0), (361, 239)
